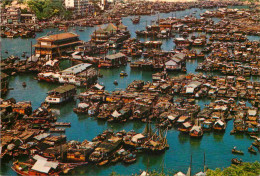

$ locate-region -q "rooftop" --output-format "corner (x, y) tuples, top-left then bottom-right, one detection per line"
(37, 32), (79, 42)
(61, 63), (92, 74)
(50, 84), (76, 94)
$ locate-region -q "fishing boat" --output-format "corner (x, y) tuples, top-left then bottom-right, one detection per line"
(232, 149), (244, 155)
(120, 71), (128, 77)
(142, 126), (169, 153)
(231, 158), (242, 165)
(131, 16), (140, 24)
(213, 120), (226, 132)
(248, 146), (257, 154)
(12, 156), (62, 175)
(123, 153), (137, 164)
(178, 122), (192, 133)
(114, 80), (118, 85)
(202, 121), (213, 132)
(50, 128), (66, 133)
(98, 160), (109, 166)
(22, 82), (27, 87)
(189, 126), (203, 138)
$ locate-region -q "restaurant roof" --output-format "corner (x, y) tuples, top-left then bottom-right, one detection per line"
(38, 32), (79, 42)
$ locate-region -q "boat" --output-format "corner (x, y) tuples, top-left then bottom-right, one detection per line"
(123, 153), (136, 164)
(79, 29), (84, 32)
(114, 80), (118, 85)
(120, 71), (128, 77)
(45, 84), (77, 104)
(189, 126), (203, 138)
(12, 156), (62, 175)
(213, 120), (226, 132)
(50, 128), (66, 133)
(248, 146), (257, 154)
(22, 82), (26, 87)
(98, 160), (109, 166)
(232, 149), (244, 155)
(231, 158), (242, 165)
(131, 16), (140, 24)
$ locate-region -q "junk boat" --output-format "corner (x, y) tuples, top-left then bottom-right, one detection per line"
(45, 84), (76, 104)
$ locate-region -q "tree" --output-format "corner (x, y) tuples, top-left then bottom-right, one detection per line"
(27, 0), (71, 20)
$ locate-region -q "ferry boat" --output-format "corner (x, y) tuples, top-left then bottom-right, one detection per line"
(45, 84), (76, 104)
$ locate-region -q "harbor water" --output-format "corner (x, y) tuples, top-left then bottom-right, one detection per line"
(1, 6), (259, 175)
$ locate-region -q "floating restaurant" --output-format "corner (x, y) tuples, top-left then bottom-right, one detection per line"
(34, 32), (83, 59)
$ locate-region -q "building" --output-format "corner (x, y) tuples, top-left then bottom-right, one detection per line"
(91, 23), (127, 44)
(65, 0), (89, 17)
(45, 84), (77, 104)
(1, 7), (21, 24)
(34, 32), (83, 59)
(20, 13), (37, 23)
(99, 52), (128, 68)
(59, 63), (98, 87)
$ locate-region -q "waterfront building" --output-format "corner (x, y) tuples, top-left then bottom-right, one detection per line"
(99, 52), (128, 68)
(91, 23), (127, 44)
(34, 32), (83, 59)
(45, 84), (77, 104)
(1, 7), (21, 24)
(20, 13), (37, 23)
(59, 63), (97, 86)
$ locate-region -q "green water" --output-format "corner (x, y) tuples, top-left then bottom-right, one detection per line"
(1, 6), (259, 175)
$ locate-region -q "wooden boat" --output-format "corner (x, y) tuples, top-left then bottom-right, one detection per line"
(131, 16), (140, 24)
(232, 149), (244, 155)
(120, 71), (128, 77)
(123, 154), (136, 164)
(98, 160), (109, 166)
(231, 158), (242, 165)
(113, 80), (118, 85)
(189, 126), (203, 138)
(248, 146), (257, 154)
(53, 122), (71, 127)
(50, 128), (66, 133)
(213, 120), (226, 132)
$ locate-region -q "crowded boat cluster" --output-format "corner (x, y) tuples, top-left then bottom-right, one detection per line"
(1, 97), (168, 175)
(74, 73), (260, 136)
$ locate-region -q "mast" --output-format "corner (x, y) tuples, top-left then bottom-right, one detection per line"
(204, 152), (207, 173)
(30, 41), (32, 62)
(186, 154), (192, 176)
